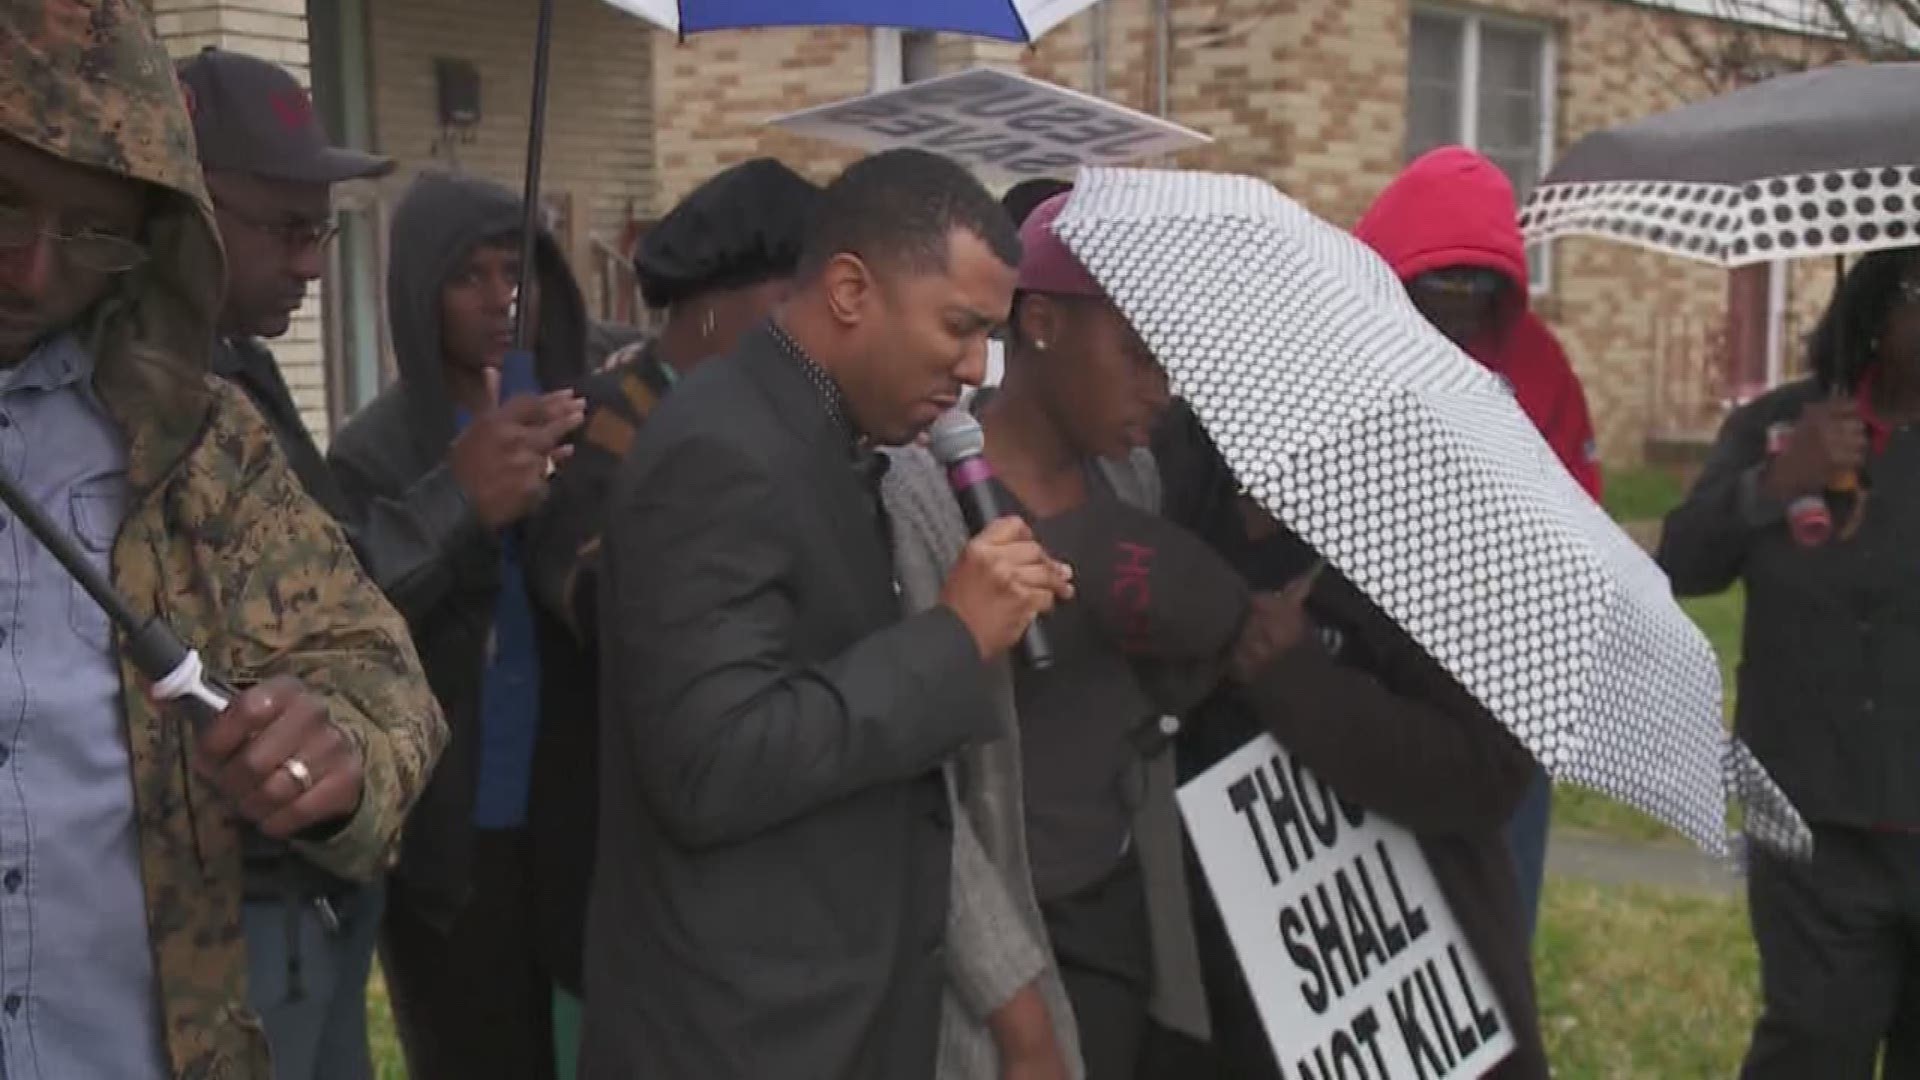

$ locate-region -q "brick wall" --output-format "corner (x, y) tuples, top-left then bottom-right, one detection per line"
(647, 0), (1856, 466)
(650, 27), (875, 206)
(366, 0), (656, 314)
(150, 0), (331, 442)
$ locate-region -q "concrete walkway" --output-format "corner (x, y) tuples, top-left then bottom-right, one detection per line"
(1547, 827), (1740, 899)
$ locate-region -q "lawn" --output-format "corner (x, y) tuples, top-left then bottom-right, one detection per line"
(1536, 878), (1758, 1078)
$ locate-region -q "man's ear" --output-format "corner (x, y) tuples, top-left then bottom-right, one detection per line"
(821, 252), (873, 330)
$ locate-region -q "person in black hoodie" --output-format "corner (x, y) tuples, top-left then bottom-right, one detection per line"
(327, 171), (589, 1080)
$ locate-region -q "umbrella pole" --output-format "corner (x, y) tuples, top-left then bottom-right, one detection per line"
(513, 0), (558, 351)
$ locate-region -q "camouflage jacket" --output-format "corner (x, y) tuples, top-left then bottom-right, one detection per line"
(2, 5), (446, 1078)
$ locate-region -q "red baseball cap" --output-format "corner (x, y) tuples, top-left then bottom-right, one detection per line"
(177, 48), (393, 184)
(1016, 191), (1104, 299)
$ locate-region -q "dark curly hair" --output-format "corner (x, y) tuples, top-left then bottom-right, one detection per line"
(1809, 246), (1920, 393)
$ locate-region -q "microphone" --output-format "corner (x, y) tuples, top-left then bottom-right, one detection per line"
(927, 410), (1054, 670)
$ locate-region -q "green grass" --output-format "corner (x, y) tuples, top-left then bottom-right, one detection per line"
(1536, 878), (1757, 1078)
(1602, 465), (1688, 525)
(369, 969), (405, 1080)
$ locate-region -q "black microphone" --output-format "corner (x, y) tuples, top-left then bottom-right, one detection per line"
(928, 410), (1054, 670)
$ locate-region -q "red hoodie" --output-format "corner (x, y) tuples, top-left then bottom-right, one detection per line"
(1355, 146), (1604, 500)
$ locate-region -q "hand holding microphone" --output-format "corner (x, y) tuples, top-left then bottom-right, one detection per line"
(1763, 396), (1868, 546)
(929, 411), (1072, 666)
(940, 516), (1075, 663)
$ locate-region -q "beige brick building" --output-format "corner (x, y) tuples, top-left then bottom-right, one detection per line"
(146, 0), (1864, 464)
(643, 1), (1858, 466)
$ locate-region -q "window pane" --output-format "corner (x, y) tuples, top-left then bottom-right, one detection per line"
(1486, 149), (1542, 201)
(1406, 13), (1464, 161)
(1476, 26), (1543, 167)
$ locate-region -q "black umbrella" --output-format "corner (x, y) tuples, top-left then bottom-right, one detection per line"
(1519, 62), (1920, 267)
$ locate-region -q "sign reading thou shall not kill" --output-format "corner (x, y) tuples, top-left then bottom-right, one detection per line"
(767, 67), (1210, 180)
(1179, 735), (1515, 1080)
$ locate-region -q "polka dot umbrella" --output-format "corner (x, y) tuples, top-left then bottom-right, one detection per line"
(1518, 62), (1920, 267)
(1051, 167), (1812, 862)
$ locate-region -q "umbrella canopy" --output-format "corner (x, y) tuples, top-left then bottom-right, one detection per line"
(601, 0), (1097, 40)
(1052, 167), (1811, 861)
(1519, 62), (1920, 267)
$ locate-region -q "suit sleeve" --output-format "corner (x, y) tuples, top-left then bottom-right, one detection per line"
(327, 443), (492, 625)
(1238, 578), (1533, 834)
(604, 431), (997, 850)
(1655, 397), (1782, 598)
(212, 393), (448, 880)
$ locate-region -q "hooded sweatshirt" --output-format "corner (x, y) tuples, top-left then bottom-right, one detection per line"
(1355, 147), (1603, 500)
(1, 4), (446, 1077)
(328, 172), (588, 930)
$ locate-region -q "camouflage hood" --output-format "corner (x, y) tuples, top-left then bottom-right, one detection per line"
(0, 0), (225, 488)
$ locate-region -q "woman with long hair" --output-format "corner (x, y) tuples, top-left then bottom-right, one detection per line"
(1661, 246), (1920, 1078)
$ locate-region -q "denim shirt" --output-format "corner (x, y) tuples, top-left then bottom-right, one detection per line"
(0, 334), (164, 1079)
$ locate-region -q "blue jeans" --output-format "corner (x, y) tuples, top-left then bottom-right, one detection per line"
(1505, 765), (1552, 942)
(242, 882), (384, 1080)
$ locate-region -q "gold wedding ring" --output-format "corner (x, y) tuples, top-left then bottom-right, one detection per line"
(282, 756), (315, 794)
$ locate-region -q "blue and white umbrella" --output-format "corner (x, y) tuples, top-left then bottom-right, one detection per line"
(601, 0), (1098, 41)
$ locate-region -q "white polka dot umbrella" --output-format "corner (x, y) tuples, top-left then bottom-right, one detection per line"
(1519, 62), (1920, 267)
(1052, 167), (1811, 862)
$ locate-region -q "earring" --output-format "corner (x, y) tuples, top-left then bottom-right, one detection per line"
(1035, 340), (1049, 352)
(701, 307), (716, 339)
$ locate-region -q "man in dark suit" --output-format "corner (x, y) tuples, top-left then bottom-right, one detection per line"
(581, 149), (1076, 1079)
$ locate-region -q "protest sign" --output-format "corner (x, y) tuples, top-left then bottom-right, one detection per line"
(1178, 735), (1515, 1080)
(768, 67), (1210, 181)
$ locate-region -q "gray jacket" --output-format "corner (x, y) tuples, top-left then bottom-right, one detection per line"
(882, 445), (1210, 1080)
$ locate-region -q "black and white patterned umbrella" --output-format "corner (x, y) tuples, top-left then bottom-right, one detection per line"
(1519, 62), (1920, 267)
(1053, 168), (1811, 860)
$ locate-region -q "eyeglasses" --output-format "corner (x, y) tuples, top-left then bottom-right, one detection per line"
(1410, 268), (1506, 299)
(212, 196), (339, 252)
(0, 203), (148, 274)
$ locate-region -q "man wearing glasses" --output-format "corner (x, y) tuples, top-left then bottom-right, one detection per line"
(0, 5), (445, 1078)
(176, 48), (402, 1080)
(178, 48), (391, 521)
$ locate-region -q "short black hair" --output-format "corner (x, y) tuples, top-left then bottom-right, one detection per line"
(1001, 178), (1072, 229)
(797, 149), (1021, 282)
(1810, 246), (1919, 392)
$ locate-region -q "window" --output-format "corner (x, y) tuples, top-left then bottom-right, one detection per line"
(1406, 8), (1557, 293)
(870, 29), (940, 92)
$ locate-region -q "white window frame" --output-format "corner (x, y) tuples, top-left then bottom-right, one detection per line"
(1411, 5), (1559, 297)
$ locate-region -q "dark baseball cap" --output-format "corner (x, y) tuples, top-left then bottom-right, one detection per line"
(177, 47), (394, 184)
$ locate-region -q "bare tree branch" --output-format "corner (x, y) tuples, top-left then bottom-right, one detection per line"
(1884, 0), (1920, 37)
(1812, 0), (1875, 51)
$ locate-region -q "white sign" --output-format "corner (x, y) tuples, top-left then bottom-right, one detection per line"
(768, 67), (1211, 181)
(1178, 735), (1515, 1080)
